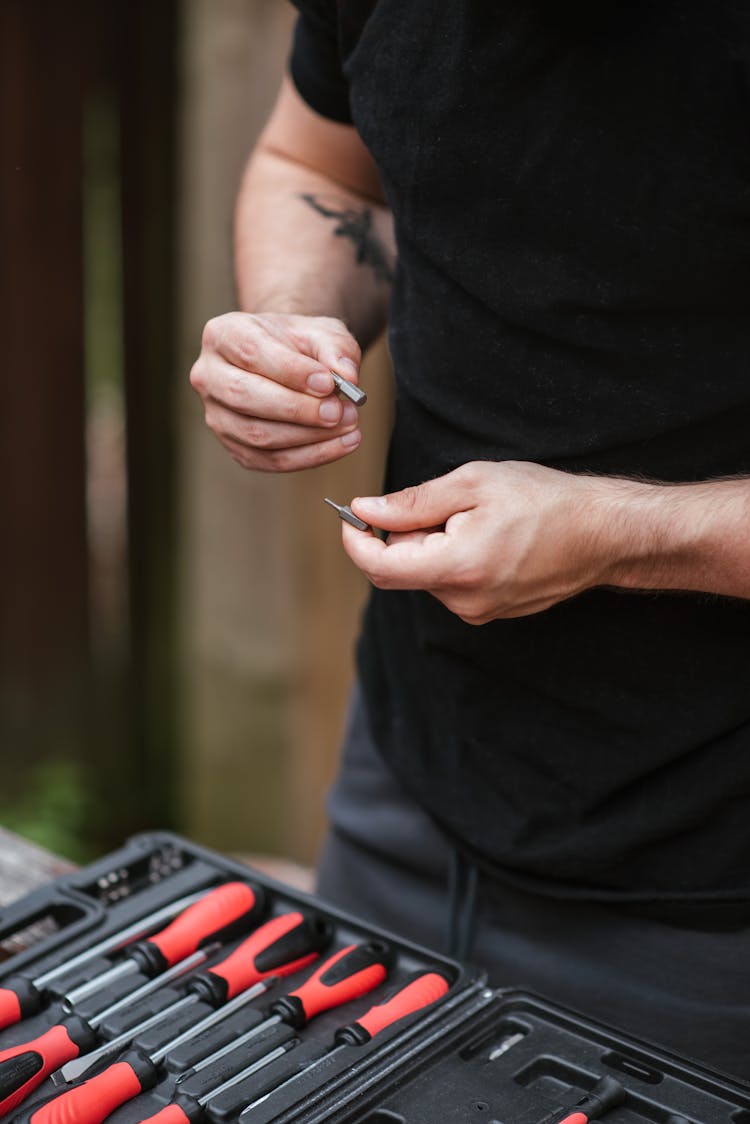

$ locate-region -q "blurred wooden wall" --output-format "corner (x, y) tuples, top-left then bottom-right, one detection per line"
(177, 0), (392, 865)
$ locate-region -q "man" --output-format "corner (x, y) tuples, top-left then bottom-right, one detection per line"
(190, 1), (750, 1075)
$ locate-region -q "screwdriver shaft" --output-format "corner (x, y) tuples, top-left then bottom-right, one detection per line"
(35, 894), (205, 989)
(188, 1015), (281, 1075)
(88, 947), (217, 1028)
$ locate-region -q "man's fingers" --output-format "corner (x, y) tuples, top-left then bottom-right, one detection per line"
(299, 320), (362, 386)
(204, 396), (359, 450)
(351, 467), (476, 532)
(203, 315), (335, 395)
(341, 523), (453, 589)
(203, 312), (362, 397)
(198, 359), (358, 429)
(221, 429), (362, 473)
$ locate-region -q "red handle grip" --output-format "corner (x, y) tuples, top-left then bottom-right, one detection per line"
(0, 978), (42, 1031)
(0, 990), (22, 1033)
(206, 912), (327, 1000)
(146, 883), (259, 966)
(350, 971), (450, 1041)
(28, 1061), (145, 1124)
(134, 1106), (191, 1124)
(556, 1115), (588, 1124)
(283, 942), (391, 1024)
(0, 1022), (89, 1116)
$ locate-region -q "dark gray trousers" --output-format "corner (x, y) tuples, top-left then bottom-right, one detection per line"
(316, 686), (750, 1081)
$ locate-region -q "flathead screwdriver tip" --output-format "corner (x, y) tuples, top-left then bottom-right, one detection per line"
(324, 498), (370, 531)
(330, 370), (367, 406)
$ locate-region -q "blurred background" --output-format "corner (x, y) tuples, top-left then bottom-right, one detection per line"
(0, 0), (392, 872)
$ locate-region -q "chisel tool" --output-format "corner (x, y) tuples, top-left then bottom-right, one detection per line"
(0, 891), (205, 1031)
(63, 882), (263, 1006)
(0, 911), (325, 1117)
(56, 912), (330, 1083)
(12, 941), (392, 1124)
(240, 969), (450, 1118)
(546, 1076), (625, 1124)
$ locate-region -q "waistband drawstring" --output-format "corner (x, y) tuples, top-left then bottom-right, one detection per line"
(446, 847), (479, 961)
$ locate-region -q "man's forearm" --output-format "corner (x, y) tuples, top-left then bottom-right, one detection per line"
(597, 476), (750, 599)
(234, 147), (395, 348)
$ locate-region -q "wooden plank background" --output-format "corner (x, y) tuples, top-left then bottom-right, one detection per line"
(0, 0), (390, 870)
(176, 0), (393, 865)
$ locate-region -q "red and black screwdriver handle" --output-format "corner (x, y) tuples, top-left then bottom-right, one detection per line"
(0, 979), (43, 1035)
(134, 949), (412, 1124)
(270, 940), (395, 1028)
(10, 1048), (161, 1124)
(334, 969), (450, 1046)
(0, 909), (326, 1118)
(547, 1076), (625, 1124)
(186, 912), (331, 1005)
(0, 883), (264, 1032)
(116, 882), (265, 977)
(8, 939), (392, 1124)
(233, 968), (452, 1121)
(0, 1019), (97, 1118)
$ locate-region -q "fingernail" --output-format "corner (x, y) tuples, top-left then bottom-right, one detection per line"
(337, 356), (358, 376)
(341, 401), (358, 426)
(307, 371), (334, 394)
(341, 429), (361, 448)
(319, 398), (341, 423)
(354, 494), (387, 510)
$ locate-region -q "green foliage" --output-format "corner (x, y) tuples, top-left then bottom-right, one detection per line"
(0, 762), (97, 863)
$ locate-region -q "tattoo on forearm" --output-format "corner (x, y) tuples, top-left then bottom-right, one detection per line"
(299, 193), (394, 284)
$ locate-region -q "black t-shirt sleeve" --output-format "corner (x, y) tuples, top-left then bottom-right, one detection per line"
(289, 1), (352, 124)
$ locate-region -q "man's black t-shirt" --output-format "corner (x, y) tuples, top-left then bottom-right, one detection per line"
(289, 1), (750, 901)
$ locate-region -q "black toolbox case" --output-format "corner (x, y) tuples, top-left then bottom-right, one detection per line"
(1, 832), (748, 1124)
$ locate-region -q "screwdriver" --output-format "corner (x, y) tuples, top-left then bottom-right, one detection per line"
(547, 1076), (625, 1124)
(56, 912), (331, 1083)
(240, 969), (451, 1118)
(0, 911), (325, 1117)
(13, 941), (393, 1124)
(129, 1038), (301, 1124)
(11, 979), (277, 1124)
(0, 944), (219, 1119)
(63, 882), (263, 1008)
(0, 891), (205, 1031)
(178, 940), (394, 1083)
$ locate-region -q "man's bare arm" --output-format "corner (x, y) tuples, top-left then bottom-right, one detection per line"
(190, 77), (395, 473)
(236, 76), (395, 345)
(337, 463), (750, 623)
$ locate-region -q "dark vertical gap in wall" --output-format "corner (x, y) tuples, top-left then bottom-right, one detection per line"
(114, 0), (181, 837)
(0, 1), (91, 855)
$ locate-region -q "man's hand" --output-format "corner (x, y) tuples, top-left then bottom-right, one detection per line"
(190, 311), (363, 472)
(341, 461), (750, 622)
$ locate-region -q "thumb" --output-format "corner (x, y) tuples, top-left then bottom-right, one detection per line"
(352, 473), (468, 531)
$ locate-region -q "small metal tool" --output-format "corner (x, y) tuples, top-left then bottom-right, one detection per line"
(330, 370), (367, 407)
(488, 1031), (525, 1060)
(323, 498), (370, 531)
